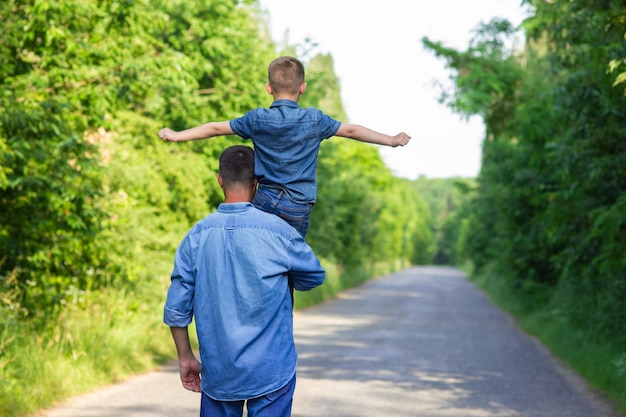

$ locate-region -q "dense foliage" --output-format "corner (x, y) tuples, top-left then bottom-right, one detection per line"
(424, 0), (626, 407)
(411, 177), (474, 265)
(0, 0), (273, 319)
(0, 1), (434, 414)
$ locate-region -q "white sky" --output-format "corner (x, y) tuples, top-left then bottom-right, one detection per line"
(258, 0), (529, 179)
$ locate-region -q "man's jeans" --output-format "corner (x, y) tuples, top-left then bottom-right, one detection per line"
(252, 187), (312, 237)
(200, 374), (296, 417)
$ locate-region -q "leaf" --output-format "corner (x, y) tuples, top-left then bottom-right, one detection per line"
(612, 71), (626, 87)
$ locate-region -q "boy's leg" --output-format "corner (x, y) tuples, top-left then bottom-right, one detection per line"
(200, 392), (244, 417)
(252, 187), (311, 237)
(246, 375), (296, 417)
(252, 187), (312, 306)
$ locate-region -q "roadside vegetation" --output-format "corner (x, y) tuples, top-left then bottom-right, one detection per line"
(422, 0), (626, 412)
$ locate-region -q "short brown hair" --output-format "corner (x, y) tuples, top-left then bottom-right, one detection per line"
(268, 56), (305, 95)
(218, 145), (255, 188)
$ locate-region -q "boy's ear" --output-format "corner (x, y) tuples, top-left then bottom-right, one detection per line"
(300, 82), (307, 95)
(217, 173), (224, 188)
(265, 83), (273, 95)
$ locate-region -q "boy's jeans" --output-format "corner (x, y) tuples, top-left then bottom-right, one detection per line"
(252, 187), (312, 237)
(253, 186), (312, 306)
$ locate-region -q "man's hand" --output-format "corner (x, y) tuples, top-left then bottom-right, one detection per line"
(179, 356), (202, 393)
(169, 327), (202, 392)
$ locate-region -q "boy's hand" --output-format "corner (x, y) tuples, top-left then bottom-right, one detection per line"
(159, 128), (178, 142)
(391, 132), (411, 147)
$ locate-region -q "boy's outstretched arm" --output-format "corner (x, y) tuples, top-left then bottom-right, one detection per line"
(159, 121), (234, 142)
(336, 123), (411, 147)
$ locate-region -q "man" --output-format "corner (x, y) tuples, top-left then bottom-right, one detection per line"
(163, 145), (325, 417)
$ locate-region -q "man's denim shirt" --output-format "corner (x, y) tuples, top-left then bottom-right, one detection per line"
(230, 99), (341, 204)
(163, 202), (325, 401)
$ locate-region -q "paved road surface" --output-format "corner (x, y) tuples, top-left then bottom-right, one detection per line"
(39, 266), (621, 417)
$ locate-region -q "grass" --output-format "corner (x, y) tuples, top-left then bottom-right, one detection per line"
(1, 281), (176, 417)
(470, 265), (626, 414)
(521, 311), (626, 413)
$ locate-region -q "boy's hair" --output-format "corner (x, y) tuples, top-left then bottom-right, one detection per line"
(268, 56), (305, 95)
(219, 145), (255, 187)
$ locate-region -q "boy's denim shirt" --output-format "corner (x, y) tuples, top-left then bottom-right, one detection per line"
(230, 99), (341, 204)
(163, 202), (325, 401)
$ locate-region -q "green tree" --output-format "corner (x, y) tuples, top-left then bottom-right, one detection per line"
(424, 1), (626, 347)
(524, 0), (626, 340)
(412, 177), (475, 265)
(0, 0), (274, 317)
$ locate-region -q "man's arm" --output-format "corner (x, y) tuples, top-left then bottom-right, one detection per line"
(335, 123), (411, 147)
(288, 237), (326, 291)
(170, 326), (202, 393)
(159, 121), (234, 142)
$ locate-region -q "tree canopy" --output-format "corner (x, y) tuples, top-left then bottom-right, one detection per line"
(423, 0), (626, 347)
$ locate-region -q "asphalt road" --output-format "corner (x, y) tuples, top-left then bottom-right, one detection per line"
(38, 266), (621, 417)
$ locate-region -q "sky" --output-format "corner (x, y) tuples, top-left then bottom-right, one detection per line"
(258, 0), (530, 179)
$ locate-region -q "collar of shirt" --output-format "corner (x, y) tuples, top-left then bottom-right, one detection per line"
(269, 99), (299, 109)
(217, 202), (254, 213)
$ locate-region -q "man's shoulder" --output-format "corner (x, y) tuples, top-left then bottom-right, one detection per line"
(245, 207), (302, 238)
(216, 204), (297, 236)
(184, 204), (298, 237)
(185, 212), (218, 233)
(248, 206), (295, 227)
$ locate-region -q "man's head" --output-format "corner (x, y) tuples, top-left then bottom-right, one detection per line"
(218, 145), (256, 201)
(267, 56), (306, 96)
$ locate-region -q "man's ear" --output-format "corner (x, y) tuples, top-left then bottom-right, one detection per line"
(217, 173), (224, 188)
(265, 83), (273, 95)
(299, 82), (307, 95)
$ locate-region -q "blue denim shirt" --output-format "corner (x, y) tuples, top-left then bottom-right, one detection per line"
(163, 202), (325, 400)
(230, 100), (341, 204)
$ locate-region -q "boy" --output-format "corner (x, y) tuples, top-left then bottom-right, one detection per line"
(159, 56), (411, 237)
